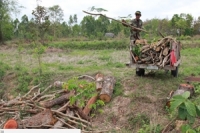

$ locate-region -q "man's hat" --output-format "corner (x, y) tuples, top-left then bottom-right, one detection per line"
(135, 11), (141, 15)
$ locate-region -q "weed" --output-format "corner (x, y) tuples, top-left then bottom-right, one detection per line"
(128, 113), (150, 130)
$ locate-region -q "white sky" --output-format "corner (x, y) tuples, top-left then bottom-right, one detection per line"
(15, 0), (200, 23)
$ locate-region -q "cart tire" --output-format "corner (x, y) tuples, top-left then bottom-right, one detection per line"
(136, 68), (145, 76)
(171, 67), (178, 77)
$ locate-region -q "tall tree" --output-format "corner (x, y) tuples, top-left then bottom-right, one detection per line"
(171, 13), (194, 36)
(73, 14), (77, 24)
(0, 0), (22, 44)
(68, 15), (74, 26)
(48, 5), (64, 38)
(80, 15), (96, 37)
(32, 5), (50, 44)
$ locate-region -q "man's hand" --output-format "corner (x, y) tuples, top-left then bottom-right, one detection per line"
(122, 19), (128, 27)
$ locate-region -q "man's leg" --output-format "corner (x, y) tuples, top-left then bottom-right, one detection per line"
(129, 40), (135, 64)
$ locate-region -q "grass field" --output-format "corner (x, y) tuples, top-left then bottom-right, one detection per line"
(0, 38), (200, 132)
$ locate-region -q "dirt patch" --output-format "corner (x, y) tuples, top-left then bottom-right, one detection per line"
(92, 96), (131, 130)
(2, 72), (17, 100)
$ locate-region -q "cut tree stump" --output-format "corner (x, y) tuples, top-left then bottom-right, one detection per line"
(166, 83), (195, 108)
(99, 76), (116, 103)
(83, 95), (98, 116)
(41, 91), (74, 108)
(170, 83), (195, 98)
(95, 73), (104, 91)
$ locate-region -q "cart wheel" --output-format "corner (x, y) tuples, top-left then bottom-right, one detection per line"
(136, 68), (145, 76)
(171, 67), (178, 77)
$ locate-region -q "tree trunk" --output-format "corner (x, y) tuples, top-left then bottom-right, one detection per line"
(95, 73), (104, 91)
(99, 76), (116, 102)
(41, 91), (74, 108)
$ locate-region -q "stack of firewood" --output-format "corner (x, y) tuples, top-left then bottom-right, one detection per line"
(135, 36), (178, 67)
(0, 74), (115, 131)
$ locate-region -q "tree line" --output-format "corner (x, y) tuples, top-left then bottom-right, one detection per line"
(1, 0), (200, 44)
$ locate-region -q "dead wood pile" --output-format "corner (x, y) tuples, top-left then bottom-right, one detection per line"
(134, 36), (180, 67)
(0, 73), (115, 131)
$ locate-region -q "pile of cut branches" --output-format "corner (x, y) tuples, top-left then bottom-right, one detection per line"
(0, 74), (115, 132)
(133, 36), (180, 67)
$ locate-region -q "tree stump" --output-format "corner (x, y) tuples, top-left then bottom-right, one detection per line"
(166, 83), (195, 108)
(99, 76), (116, 103)
(172, 83), (195, 97)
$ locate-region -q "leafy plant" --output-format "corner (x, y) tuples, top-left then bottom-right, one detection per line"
(169, 91), (200, 124)
(181, 124), (199, 133)
(132, 45), (141, 57)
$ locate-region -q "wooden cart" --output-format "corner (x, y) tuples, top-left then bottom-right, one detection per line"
(126, 39), (181, 77)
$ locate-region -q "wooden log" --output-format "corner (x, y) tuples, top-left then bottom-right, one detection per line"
(155, 46), (161, 52)
(95, 73), (104, 91)
(135, 39), (148, 45)
(99, 76), (116, 102)
(41, 91), (74, 108)
(141, 47), (151, 53)
(161, 54), (170, 67)
(163, 47), (169, 56)
(141, 56), (151, 62)
(83, 95), (98, 116)
(21, 109), (57, 127)
(141, 45), (150, 51)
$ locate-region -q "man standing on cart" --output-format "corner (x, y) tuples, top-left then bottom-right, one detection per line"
(122, 11), (143, 63)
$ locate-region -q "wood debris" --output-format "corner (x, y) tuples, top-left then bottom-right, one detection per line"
(0, 73), (116, 131)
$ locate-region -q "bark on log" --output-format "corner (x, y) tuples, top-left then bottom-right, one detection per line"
(41, 91), (74, 108)
(74, 107), (90, 120)
(99, 76), (116, 102)
(83, 95), (98, 116)
(21, 109), (57, 127)
(95, 73), (104, 91)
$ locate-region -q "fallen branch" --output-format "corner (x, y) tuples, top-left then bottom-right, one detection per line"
(82, 10), (147, 32)
(1, 108), (40, 114)
(57, 101), (70, 112)
(22, 84), (41, 98)
(78, 75), (95, 81)
(53, 110), (91, 125)
(55, 116), (76, 129)
(31, 85), (52, 100)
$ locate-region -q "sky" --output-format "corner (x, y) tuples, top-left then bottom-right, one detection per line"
(15, 0), (200, 23)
